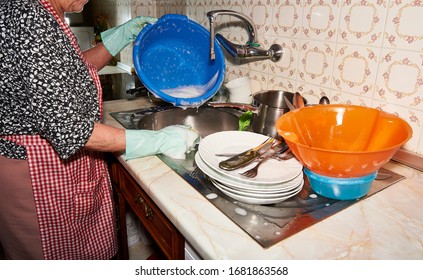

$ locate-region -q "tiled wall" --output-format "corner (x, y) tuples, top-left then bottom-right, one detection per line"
(102, 0), (423, 155)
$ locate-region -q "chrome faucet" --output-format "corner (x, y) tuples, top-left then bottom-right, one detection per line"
(206, 10), (283, 62)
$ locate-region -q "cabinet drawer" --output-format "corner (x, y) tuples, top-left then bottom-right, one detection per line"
(116, 163), (184, 259)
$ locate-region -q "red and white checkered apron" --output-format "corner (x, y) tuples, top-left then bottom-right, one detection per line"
(0, 0), (117, 259)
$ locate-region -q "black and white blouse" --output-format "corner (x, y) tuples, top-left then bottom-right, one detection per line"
(0, 0), (100, 160)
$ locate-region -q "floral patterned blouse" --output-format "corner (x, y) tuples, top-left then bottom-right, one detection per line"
(0, 0), (100, 160)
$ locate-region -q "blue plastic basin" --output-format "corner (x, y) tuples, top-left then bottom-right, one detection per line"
(133, 14), (225, 107)
(304, 168), (377, 200)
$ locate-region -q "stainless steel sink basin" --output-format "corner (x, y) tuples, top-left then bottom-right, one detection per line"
(137, 107), (239, 137)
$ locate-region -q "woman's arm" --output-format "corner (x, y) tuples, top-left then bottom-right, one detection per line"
(82, 43), (113, 70)
(85, 123), (126, 152)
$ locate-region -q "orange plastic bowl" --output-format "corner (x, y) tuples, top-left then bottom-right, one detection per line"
(275, 104), (413, 178)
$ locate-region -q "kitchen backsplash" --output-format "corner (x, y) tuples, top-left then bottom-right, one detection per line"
(91, 0), (422, 156)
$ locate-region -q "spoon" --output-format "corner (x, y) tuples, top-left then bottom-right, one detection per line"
(319, 96), (330, 105)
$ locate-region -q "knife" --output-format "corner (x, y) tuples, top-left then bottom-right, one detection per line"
(218, 138), (275, 171)
(283, 96), (296, 111)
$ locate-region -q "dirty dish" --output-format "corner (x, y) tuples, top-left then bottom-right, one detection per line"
(210, 178), (303, 198)
(194, 152), (303, 191)
(211, 178), (302, 205)
(276, 104), (413, 178)
(198, 131), (303, 185)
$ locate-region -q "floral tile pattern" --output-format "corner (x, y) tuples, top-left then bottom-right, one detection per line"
(332, 44), (379, 96)
(244, 0), (273, 35)
(297, 82), (331, 104)
(301, 0), (341, 42)
(226, 66), (268, 94)
(297, 40), (335, 87)
(384, 0), (423, 51)
(125, 0), (423, 154)
(271, 0), (302, 38)
(268, 74), (297, 92)
(269, 37), (299, 79)
(338, 0), (388, 46)
(375, 49), (423, 109)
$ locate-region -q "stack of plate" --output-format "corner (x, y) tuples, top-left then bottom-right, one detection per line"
(195, 131), (304, 205)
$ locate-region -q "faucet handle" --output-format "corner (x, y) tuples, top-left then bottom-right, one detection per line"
(269, 44), (283, 62)
(207, 9), (283, 62)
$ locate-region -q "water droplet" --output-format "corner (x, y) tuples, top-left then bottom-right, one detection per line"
(206, 193), (218, 200)
(309, 194), (318, 199)
(234, 207), (247, 216)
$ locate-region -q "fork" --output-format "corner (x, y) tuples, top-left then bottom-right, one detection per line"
(239, 146), (288, 178)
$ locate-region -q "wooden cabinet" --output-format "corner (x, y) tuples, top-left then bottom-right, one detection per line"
(108, 155), (185, 260)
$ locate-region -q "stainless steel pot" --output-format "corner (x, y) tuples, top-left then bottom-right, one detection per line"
(209, 90), (296, 139)
(251, 90), (294, 139)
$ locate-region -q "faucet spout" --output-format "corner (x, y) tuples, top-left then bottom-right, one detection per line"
(206, 10), (283, 62)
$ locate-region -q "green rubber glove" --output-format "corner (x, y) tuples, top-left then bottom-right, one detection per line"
(101, 16), (158, 56)
(125, 125), (200, 161)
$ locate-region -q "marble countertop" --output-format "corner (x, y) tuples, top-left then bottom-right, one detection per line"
(103, 98), (423, 260)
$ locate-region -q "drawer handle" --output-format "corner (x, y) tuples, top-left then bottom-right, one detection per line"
(136, 194), (154, 219)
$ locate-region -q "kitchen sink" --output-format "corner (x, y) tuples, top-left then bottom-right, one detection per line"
(111, 105), (406, 248)
(136, 107), (240, 137)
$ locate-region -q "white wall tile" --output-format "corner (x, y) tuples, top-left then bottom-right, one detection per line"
(332, 44), (379, 97)
(384, 1), (423, 51)
(338, 0), (388, 46)
(117, 0), (422, 154)
(375, 49), (423, 110)
(297, 40), (335, 87)
(301, 0), (340, 42)
(271, 0), (302, 38)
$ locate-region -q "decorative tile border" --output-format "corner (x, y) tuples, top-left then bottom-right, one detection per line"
(384, 0), (423, 51)
(338, 0), (388, 46)
(271, 0), (302, 38)
(301, 0), (340, 42)
(297, 40), (335, 87)
(330, 89), (373, 107)
(244, 0), (272, 35)
(375, 49), (423, 109)
(332, 44), (379, 96)
(268, 74), (297, 92)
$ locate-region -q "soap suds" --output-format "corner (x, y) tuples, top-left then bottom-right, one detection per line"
(161, 72), (219, 99)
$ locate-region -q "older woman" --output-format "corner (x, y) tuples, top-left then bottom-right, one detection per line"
(0, 0), (199, 259)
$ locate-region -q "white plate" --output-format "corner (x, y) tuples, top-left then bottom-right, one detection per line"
(195, 152), (304, 192)
(212, 179), (302, 205)
(210, 178), (303, 199)
(198, 131), (303, 185)
(210, 167), (304, 193)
